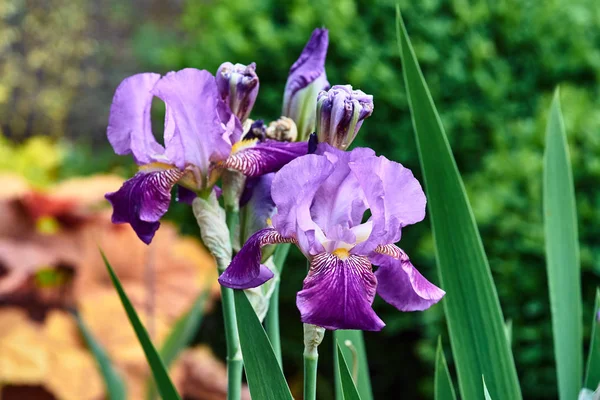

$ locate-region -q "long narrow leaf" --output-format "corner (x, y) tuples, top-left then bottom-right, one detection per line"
(334, 330), (373, 400)
(584, 289), (600, 389)
(147, 290), (209, 400)
(543, 89), (582, 399)
(101, 251), (181, 400)
(396, 8), (521, 400)
(483, 376), (493, 400)
(74, 311), (127, 400)
(434, 337), (456, 400)
(233, 290), (293, 400)
(337, 342), (362, 400)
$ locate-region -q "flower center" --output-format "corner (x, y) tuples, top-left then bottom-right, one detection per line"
(332, 248), (350, 260)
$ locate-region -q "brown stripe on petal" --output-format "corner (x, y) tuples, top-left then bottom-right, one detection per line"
(374, 243), (404, 260)
(259, 229), (297, 246)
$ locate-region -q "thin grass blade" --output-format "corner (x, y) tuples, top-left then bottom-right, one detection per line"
(334, 330), (373, 400)
(434, 337), (456, 400)
(74, 310), (127, 400)
(584, 289), (600, 389)
(101, 250), (181, 400)
(396, 8), (521, 400)
(337, 342), (362, 400)
(543, 89), (582, 399)
(483, 376), (493, 400)
(233, 289), (293, 400)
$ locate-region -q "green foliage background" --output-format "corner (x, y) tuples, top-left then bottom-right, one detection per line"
(2, 0), (599, 398)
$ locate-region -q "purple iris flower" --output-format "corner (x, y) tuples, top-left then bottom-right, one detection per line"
(105, 68), (307, 244)
(283, 28), (330, 142)
(219, 144), (445, 331)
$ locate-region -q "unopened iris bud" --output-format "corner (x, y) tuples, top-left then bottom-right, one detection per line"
(266, 116), (298, 142)
(216, 62), (259, 122)
(316, 85), (373, 150)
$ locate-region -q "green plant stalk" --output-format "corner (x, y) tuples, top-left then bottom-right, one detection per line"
(303, 350), (319, 400)
(265, 243), (291, 366)
(223, 207), (243, 400)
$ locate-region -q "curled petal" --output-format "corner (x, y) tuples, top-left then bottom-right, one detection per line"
(219, 228), (296, 289)
(297, 252), (384, 331)
(239, 174), (276, 245)
(221, 139), (308, 177)
(105, 167), (183, 244)
(350, 155), (426, 254)
(107, 73), (166, 165)
(372, 244), (445, 311)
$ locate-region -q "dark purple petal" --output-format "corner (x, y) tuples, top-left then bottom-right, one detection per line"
(372, 244), (444, 311)
(316, 85), (374, 150)
(105, 168), (183, 244)
(283, 28), (330, 140)
(151, 69), (233, 176)
(349, 154), (426, 254)
(221, 139), (308, 177)
(271, 154), (334, 256)
(216, 62), (259, 122)
(176, 185), (197, 204)
(239, 174), (276, 245)
(107, 73), (167, 165)
(219, 228), (295, 289)
(297, 252), (384, 331)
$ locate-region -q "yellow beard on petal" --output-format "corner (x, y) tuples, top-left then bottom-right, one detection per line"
(231, 138), (258, 154)
(332, 248), (350, 260)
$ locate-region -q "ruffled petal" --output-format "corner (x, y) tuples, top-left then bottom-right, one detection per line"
(107, 73), (166, 165)
(151, 69), (233, 176)
(349, 154), (426, 254)
(371, 244), (445, 311)
(283, 29), (330, 140)
(220, 139), (308, 177)
(271, 154), (334, 256)
(105, 167), (183, 244)
(218, 228), (296, 289)
(297, 252), (384, 331)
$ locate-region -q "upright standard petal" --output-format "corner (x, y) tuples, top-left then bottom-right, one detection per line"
(372, 245), (445, 311)
(105, 167), (184, 244)
(350, 155), (426, 254)
(216, 62), (259, 122)
(218, 228), (295, 289)
(297, 252), (384, 331)
(151, 69), (232, 177)
(271, 154), (334, 255)
(283, 28), (330, 141)
(220, 138), (308, 177)
(107, 73), (167, 165)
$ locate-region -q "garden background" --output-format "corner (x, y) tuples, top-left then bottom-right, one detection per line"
(0, 0), (598, 399)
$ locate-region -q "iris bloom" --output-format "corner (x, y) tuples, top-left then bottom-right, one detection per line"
(283, 28), (330, 141)
(105, 68), (307, 244)
(219, 144), (445, 331)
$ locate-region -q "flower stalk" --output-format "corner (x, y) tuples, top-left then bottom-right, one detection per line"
(303, 323), (325, 400)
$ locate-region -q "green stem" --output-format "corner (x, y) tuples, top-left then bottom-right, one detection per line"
(223, 207), (242, 400)
(265, 243), (291, 366)
(303, 351), (319, 400)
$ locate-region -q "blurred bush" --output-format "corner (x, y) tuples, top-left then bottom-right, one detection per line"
(130, 0), (600, 398)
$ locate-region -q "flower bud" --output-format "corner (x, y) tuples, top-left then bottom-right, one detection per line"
(216, 62), (259, 122)
(282, 29), (329, 141)
(316, 85), (373, 150)
(266, 117), (298, 142)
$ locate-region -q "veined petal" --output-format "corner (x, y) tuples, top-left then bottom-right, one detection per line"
(221, 139), (308, 177)
(297, 252), (384, 331)
(151, 69), (233, 176)
(372, 244), (445, 311)
(105, 166), (183, 244)
(350, 154), (426, 254)
(219, 228), (296, 289)
(271, 154), (334, 256)
(107, 73), (166, 165)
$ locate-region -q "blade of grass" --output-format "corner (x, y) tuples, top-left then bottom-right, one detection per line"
(483, 376), (493, 400)
(334, 330), (373, 400)
(396, 8), (521, 400)
(434, 337), (456, 400)
(101, 250), (181, 400)
(233, 290), (293, 400)
(543, 89), (582, 399)
(337, 342), (361, 400)
(147, 289), (209, 400)
(74, 310), (127, 400)
(584, 289), (600, 389)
